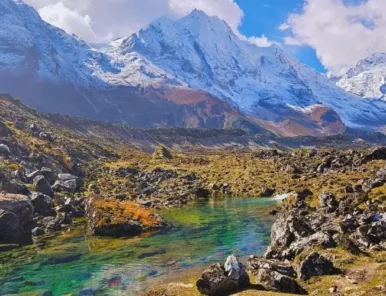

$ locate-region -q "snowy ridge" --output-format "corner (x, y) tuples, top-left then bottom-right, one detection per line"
(336, 53), (386, 100)
(100, 10), (386, 128)
(2, 1), (386, 131)
(0, 0), (115, 86)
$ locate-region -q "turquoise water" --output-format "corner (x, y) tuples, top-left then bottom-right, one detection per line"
(0, 197), (279, 296)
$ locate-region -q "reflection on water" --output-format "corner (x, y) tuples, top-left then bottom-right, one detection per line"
(0, 197), (279, 295)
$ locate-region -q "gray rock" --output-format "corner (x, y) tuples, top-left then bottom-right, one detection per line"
(0, 144), (10, 157)
(267, 211), (314, 252)
(58, 173), (78, 182)
(0, 210), (20, 242)
(266, 220), (335, 260)
(14, 120), (24, 130)
(40, 167), (57, 184)
(254, 269), (307, 295)
(247, 256), (296, 278)
(33, 175), (54, 197)
(52, 179), (77, 193)
(8, 179), (31, 195)
(32, 226), (45, 237)
(319, 192), (339, 212)
(30, 192), (55, 216)
(0, 121), (11, 137)
(299, 252), (338, 280)
(0, 194), (34, 243)
(196, 256), (249, 296)
(224, 255), (249, 283)
(27, 170), (43, 182)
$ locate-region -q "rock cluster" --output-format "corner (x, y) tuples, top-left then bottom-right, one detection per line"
(0, 161), (83, 243)
(197, 160), (386, 295)
(101, 167), (210, 209)
(196, 255), (249, 296)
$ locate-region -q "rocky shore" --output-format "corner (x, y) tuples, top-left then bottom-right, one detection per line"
(145, 162), (386, 296)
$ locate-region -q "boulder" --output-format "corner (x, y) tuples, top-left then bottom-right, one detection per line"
(0, 193), (34, 243)
(247, 256), (296, 278)
(265, 231), (335, 261)
(260, 187), (275, 197)
(7, 179), (31, 195)
(254, 269), (306, 295)
(196, 256), (249, 296)
(0, 121), (11, 137)
(195, 188), (210, 199)
(0, 210), (20, 241)
(0, 144), (10, 157)
(153, 145), (172, 159)
(52, 179), (77, 193)
(268, 211), (314, 251)
(33, 176), (54, 197)
(361, 147), (386, 164)
(32, 226), (45, 237)
(319, 192), (338, 212)
(40, 167), (57, 184)
(284, 164), (303, 174)
(27, 170), (43, 182)
(224, 255), (249, 284)
(298, 252), (338, 280)
(30, 192), (55, 216)
(14, 120), (25, 130)
(58, 173), (78, 182)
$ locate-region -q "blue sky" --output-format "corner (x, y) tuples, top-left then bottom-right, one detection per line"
(235, 0), (327, 72)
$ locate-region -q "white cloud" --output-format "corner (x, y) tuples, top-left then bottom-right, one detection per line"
(24, 0), (255, 44)
(283, 37), (303, 46)
(248, 35), (276, 47)
(38, 2), (98, 41)
(284, 0), (386, 73)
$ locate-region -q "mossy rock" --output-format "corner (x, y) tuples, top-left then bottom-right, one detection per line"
(154, 145), (172, 159)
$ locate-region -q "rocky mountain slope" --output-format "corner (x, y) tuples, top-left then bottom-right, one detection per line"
(2, 0), (386, 136)
(335, 52), (386, 100)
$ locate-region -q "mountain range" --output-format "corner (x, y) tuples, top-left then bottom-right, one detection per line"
(1, 0), (386, 137)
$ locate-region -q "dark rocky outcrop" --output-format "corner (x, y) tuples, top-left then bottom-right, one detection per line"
(247, 257), (306, 295)
(0, 193), (34, 243)
(30, 192), (55, 216)
(0, 120), (11, 137)
(33, 175), (54, 197)
(196, 255), (249, 296)
(298, 252), (339, 280)
(253, 269), (306, 295)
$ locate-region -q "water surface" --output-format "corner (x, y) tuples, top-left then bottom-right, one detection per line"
(0, 197), (279, 295)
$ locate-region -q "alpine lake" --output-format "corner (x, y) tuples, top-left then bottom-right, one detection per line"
(0, 197), (282, 295)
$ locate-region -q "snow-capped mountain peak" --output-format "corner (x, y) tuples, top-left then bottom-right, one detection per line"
(2, 2), (386, 135)
(336, 52), (386, 99)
